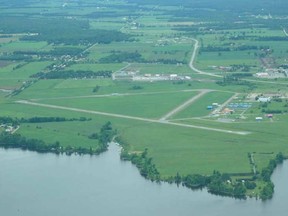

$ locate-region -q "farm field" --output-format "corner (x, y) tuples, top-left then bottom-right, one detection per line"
(0, 0), (288, 200)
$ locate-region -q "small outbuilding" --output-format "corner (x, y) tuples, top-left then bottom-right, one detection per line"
(258, 97), (271, 103)
(255, 117), (263, 121)
(207, 105), (213, 110)
(267, 114), (273, 118)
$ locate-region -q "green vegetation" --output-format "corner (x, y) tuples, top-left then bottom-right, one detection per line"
(0, 0), (288, 201)
(0, 120), (115, 155)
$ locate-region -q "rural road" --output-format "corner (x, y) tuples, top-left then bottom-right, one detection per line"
(16, 100), (250, 135)
(284, 29), (288, 37)
(160, 89), (213, 121)
(189, 38), (222, 78)
(189, 37), (288, 86)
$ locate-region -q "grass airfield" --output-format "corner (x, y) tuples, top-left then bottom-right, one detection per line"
(0, 0), (288, 198)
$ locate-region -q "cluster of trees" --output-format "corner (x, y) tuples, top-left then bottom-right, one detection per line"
(129, 85), (143, 90)
(0, 117), (19, 126)
(152, 58), (185, 64)
(99, 51), (185, 64)
(121, 148), (160, 182)
(92, 85), (100, 93)
(32, 70), (112, 79)
(229, 64), (251, 72)
(216, 75), (256, 90)
(99, 52), (143, 63)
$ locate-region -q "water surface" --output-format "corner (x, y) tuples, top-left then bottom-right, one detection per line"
(0, 144), (287, 216)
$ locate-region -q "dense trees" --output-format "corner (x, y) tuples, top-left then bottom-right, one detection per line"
(0, 17), (130, 45)
(99, 52), (143, 63)
(260, 182), (275, 200)
(171, 171), (247, 199)
(32, 70), (112, 79)
(0, 116), (91, 124)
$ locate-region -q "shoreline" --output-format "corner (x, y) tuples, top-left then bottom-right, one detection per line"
(0, 140), (285, 201)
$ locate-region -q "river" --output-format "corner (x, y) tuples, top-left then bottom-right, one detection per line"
(0, 144), (287, 216)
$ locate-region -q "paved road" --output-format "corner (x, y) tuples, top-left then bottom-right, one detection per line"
(189, 39), (221, 78)
(189, 38), (288, 86)
(160, 89), (213, 121)
(16, 100), (250, 135)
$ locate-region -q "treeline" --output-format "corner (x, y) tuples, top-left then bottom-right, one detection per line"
(0, 121), (116, 156)
(121, 148), (161, 182)
(116, 136), (160, 182)
(0, 132), (61, 153)
(169, 152), (285, 200)
(256, 36), (288, 41)
(201, 45), (259, 52)
(0, 116), (91, 125)
(116, 137), (246, 198)
(97, 121), (116, 152)
(261, 109), (286, 114)
(169, 171), (247, 199)
(14, 47), (85, 57)
(23, 116), (91, 123)
(0, 53), (33, 61)
(259, 153), (285, 200)
(115, 137), (287, 200)
(31, 70), (112, 79)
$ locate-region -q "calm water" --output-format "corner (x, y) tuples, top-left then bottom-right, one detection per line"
(0, 144), (287, 216)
